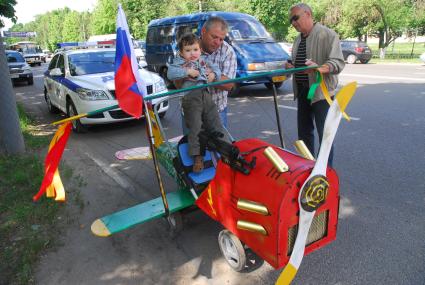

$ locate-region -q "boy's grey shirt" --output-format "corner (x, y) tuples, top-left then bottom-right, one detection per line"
(167, 54), (221, 94)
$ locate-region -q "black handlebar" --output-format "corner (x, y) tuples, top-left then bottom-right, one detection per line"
(198, 130), (255, 175)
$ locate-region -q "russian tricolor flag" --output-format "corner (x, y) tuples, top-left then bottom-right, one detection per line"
(114, 5), (146, 118)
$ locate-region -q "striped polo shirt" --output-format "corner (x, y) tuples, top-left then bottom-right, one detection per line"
(294, 35), (309, 83)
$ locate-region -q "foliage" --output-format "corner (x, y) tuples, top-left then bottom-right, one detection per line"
(0, 0), (17, 28)
(248, 0), (297, 41)
(91, 0), (119, 35)
(2, 0), (424, 52)
(122, 0), (165, 40)
(0, 105), (63, 285)
(17, 104), (50, 148)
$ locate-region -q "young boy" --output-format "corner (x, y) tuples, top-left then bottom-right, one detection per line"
(167, 33), (227, 172)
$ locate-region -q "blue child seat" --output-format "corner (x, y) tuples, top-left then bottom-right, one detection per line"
(178, 142), (216, 185)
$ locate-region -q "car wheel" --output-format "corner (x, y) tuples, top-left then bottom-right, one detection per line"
(347, 54), (357, 64)
(160, 67), (174, 89)
(218, 230), (246, 272)
(28, 77), (34, 85)
(44, 87), (59, 114)
(228, 83), (240, 97)
(360, 59), (370, 64)
(66, 100), (86, 133)
(265, 82), (283, 90)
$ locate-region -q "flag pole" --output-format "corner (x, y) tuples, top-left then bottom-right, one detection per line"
(143, 101), (170, 216)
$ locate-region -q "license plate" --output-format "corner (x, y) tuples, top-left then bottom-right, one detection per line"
(272, 75), (286, 83)
(10, 74), (19, 79)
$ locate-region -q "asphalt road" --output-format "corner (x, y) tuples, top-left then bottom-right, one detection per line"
(14, 62), (425, 285)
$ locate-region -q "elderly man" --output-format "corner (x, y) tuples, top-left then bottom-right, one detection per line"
(286, 3), (345, 166)
(199, 16), (237, 127)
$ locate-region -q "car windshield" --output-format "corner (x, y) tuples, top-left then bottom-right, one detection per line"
(22, 46), (42, 54)
(6, 52), (25, 63)
(227, 19), (272, 41)
(68, 51), (116, 76)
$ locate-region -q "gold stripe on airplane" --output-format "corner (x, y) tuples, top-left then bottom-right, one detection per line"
(237, 199), (269, 215)
(237, 220), (268, 235)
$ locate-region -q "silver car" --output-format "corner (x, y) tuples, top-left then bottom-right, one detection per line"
(6, 50), (33, 85)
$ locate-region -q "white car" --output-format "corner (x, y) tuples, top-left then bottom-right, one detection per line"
(44, 48), (169, 132)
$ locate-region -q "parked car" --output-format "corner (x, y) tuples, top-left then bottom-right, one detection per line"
(420, 52), (425, 63)
(43, 49), (52, 59)
(146, 12), (290, 93)
(278, 42), (292, 58)
(5, 50), (34, 85)
(341, 40), (372, 64)
(44, 48), (169, 132)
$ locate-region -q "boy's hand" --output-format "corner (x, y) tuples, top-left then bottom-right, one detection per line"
(187, 68), (200, 78)
(207, 72), (215, 82)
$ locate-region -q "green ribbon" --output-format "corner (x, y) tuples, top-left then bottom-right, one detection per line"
(307, 71), (322, 101)
(52, 65), (319, 125)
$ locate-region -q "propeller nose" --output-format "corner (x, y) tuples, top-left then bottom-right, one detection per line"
(300, 175), (329, 212)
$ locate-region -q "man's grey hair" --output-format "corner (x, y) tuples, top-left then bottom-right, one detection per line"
(290, 3), (313, 16)
(203, 16), (229, 32)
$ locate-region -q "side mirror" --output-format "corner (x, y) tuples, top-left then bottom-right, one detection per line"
(50, 68), (63, 76)
(138, 60), (148, 69)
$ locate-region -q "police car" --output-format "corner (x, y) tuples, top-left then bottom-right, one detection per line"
(44, 47), (169, 132)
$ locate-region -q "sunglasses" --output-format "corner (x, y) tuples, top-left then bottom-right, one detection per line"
(290, 11), (305, 23)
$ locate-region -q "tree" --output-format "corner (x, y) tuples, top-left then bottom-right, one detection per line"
(0, 2), (25, 154)
(248, 0), (297, 41)
(91, 0), (119, 35)
(123, 0), (165, 39)
(371, 0), (411, 52)
(62, 11), (84, 42)
(0, 0), (17, 28)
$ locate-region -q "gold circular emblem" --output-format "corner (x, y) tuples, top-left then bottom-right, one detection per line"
(300, 175), (329, 212)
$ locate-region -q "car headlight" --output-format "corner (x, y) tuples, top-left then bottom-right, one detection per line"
(76, 88), (109, 100)
(23, 64), (31, 71)
(248, 63), (266, 71)
(154, 79), (167, 93)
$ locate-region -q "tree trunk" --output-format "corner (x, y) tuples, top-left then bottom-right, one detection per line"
(378, 29), (385, 59)
(0, 36), (26, 155)
(378, 29), (385, 49)
(410, 30), (417, 57)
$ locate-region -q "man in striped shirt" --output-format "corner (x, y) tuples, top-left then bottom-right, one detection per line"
(200, 16), (237, 128)
(286, 3), (345, 167)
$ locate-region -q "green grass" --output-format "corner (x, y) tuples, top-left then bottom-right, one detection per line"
(370, 57), (423, 64)
(368, 42), (425, 60)
(17, 104), (51, 149)
(0, 104), (73, 285)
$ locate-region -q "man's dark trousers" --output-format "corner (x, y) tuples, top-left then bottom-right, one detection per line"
(296, 82), (334, 167)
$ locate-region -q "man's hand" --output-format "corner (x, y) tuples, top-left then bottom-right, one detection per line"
(214, 75), (233, 91)
(207, 72), (215, 83)
(305, 59), (330, 74)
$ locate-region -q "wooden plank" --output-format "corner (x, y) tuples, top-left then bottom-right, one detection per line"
(91, 190), (195, 236)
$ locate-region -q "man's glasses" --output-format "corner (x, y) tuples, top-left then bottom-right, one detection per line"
(290, 11), (305, 23)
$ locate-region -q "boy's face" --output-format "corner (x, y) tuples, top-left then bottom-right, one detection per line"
(180, 42), (201, 61)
